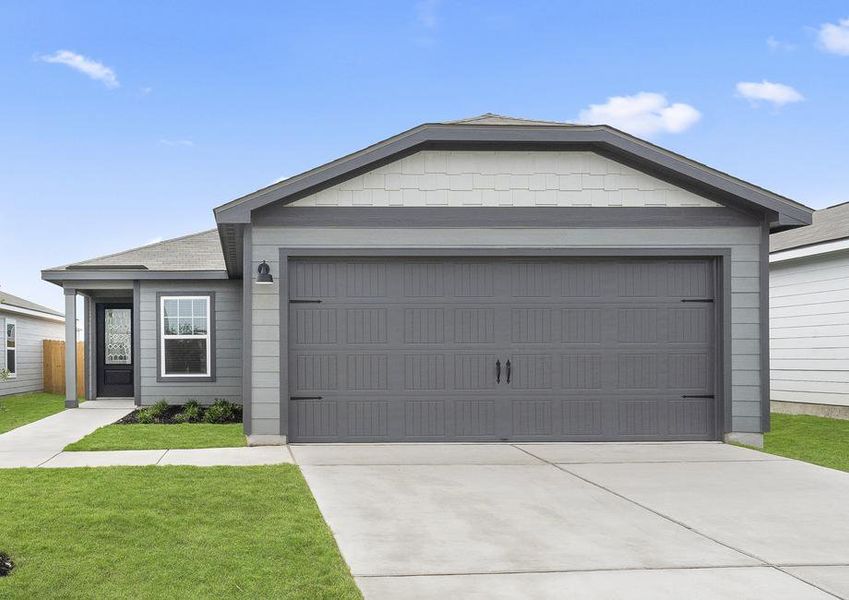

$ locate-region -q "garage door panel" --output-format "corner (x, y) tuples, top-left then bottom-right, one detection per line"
(288, 257), (718, 442)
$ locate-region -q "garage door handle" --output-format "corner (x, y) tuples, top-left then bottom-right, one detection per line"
(681, 299), (713, 303)
(505, 360), (512, 384)
(681, 395), (715, 399)
(495, 360), (501, 384)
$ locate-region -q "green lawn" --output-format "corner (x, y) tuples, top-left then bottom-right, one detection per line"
(759, 413), (849, 473)
(0, 465), (361, 599)
(65, 423), (246, 451)
(0, 392), (69, 434)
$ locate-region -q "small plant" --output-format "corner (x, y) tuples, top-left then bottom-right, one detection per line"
(149, 399), (169, 418)
(174, 400), (202, 424)
(202, 399), (242, 424)
(0, 551), (14, 577)
(135, 399), (170, 424)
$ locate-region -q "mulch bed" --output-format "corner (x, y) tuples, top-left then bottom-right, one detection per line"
(117, 406), (185, 425)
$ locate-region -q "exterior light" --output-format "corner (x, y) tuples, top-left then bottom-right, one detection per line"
(256, 260), (274, 284)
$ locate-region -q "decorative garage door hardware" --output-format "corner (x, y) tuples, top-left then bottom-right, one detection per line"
(494, 359), (512, 384)
(286, 257), (718, 443)
(290, 299), (322, 303)
(680, 298), (714, 303)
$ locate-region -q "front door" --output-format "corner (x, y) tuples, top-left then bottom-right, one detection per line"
(97, 303), (134, 397)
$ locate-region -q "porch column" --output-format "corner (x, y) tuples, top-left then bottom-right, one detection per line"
(64, 287), (78, 408)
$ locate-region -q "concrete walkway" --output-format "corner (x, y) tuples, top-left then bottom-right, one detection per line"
(0, 401), (135, 467)
(0, 400), (293, 468)
(39, 445), (293, 467)
(293, 442), (849, 600)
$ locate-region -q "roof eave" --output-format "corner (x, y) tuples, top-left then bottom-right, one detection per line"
(41, 269), (230, 286)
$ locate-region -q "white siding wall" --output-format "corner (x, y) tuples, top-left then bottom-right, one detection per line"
(139, 280), (242, 405)
(251, 225), (762, 436)
(770, 250), (849, 407)
(0, 312), (65, 397)
(289, 151), (720, 208)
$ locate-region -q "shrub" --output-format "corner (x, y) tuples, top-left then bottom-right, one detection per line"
(174, 400), (202, 424)
(149, 399), (169, 418)
(0, 551), (14, 576)
(135, 399), (169, 424)
(202, 399), (242, 424)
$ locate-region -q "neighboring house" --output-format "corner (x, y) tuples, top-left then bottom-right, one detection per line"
(0, 290), (66, 397)
(42, 114), (813, 446)
(770, 202), (849, 419)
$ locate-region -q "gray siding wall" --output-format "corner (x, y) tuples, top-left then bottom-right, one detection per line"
(770, 251), (849, 407)
(251, 225), (763, 436)
(0, 312), (65, 397)
(139, 280), (242, 405)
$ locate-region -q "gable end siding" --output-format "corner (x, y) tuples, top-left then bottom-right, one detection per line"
(287, 151), (720, 208)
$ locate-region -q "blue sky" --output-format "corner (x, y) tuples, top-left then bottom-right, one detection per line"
(2, 1), (849, 311)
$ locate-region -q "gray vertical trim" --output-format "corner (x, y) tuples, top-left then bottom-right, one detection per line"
(719, 251), (733, 435)
(155, 291), (217, 383)
(83, 295), (94, 401)
(63, 287), (78, 408)
(242, 229), (253, 435)
(133, 281), (142, 406)
(760, 218), (771, 433)
(278, 251), (290, 438)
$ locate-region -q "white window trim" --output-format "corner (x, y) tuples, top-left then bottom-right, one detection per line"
(159, 296), (211, 378)
(5, 318), (17, 378)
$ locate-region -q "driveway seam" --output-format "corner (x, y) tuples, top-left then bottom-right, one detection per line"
(355, 563), (781, 579)
(511, 444), (846, 600)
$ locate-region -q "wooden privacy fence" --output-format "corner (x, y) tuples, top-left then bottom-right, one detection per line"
(43, 340), (85, 398)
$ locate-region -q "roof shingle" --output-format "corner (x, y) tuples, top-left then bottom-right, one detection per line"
(0, 290), (64, 318)
(50, 229), (225, 272)
(771, 202), (849, 253)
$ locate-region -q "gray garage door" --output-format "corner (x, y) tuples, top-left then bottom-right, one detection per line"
(287, 257), (717, 442)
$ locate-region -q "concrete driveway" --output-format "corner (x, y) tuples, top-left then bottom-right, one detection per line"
(293, 443), (849, 599)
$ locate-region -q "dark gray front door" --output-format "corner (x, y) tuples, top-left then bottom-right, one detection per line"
(287, 257), (716, 442)
(96, 303), (134, 398)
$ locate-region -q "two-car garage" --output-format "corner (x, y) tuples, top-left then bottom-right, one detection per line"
(286, 256), (718, 443)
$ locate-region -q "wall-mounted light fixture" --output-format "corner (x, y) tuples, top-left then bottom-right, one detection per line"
(256, 260), (273, 285)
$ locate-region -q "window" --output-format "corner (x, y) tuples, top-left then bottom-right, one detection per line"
(5, 320), (16, 377)
(160, 296), (211, 378)
(104, 308), (132, 365)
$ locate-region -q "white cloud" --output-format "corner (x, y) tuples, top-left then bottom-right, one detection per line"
(576, 92), (701, 137)
(736, 80), (804, 107)
(159, 138), (194, 147)
(39, 50), (119, 88)
(818, 18), (849, 55)
(767, 36), (795, 52)
(416, 0), (439, 28)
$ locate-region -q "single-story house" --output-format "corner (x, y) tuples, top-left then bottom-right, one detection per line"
(0, 290), (66, 396)
(42, 114), (813, 446)
(770, 202), (849, 419)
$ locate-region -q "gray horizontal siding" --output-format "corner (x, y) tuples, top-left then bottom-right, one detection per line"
(252, 224), (763, 435)
(0, 312), (65, 397)
(770, 251), (849, 407)
(139, 280), (242, 405)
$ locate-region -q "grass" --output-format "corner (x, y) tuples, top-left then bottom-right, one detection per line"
(0, 465), (361, 599)
(0, 392), (69, 434)
(759, 412), (849, 473)
(65, 423), (247, 451)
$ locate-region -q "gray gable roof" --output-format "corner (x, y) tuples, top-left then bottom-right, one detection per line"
(0, 290), (64, 318)
(213, 114), (812, 275)
(46, 229), (226, 273)
(771, 202), (849, 253)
